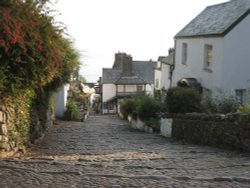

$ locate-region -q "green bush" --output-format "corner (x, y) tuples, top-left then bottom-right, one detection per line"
(136, 96), (162, 120)
(119, 96), (162, 130)
(239, 103), (250, 114)
(165, 87), (203, 113)
(119, 97), (139, 119)
(64, 98), (81, 121)
(144, 117), (160, 131)
(202, 92), (239, 114)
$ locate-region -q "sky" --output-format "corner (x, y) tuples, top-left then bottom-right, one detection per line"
(51, 0), (227, 82)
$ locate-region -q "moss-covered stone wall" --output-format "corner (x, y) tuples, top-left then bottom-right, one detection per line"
(0, 91), (53, 157)
(171, 113), (250, 152)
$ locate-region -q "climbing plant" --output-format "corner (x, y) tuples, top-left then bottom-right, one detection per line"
(0, 0), (80, 95)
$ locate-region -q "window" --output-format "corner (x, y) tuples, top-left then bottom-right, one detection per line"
(204, 44), (213, 70)
(182, 43), (188, 65)
(155, 79), (159, 88)
(137, 85), (143, 92)
(235, 89), (246, 104)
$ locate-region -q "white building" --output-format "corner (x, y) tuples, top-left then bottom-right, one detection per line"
(173, 0), (250, 103)
(54, 84), (70, 118)
(156, 49), (174, 90)
(102, 52), (156, 114)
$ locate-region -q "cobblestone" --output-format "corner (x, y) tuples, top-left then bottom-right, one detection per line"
(0, 115), (250, 187)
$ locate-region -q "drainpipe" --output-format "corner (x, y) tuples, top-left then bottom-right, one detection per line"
(170, 39), (177, 88)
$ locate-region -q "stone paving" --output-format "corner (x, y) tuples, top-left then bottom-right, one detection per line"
(0, 115), (250, 187)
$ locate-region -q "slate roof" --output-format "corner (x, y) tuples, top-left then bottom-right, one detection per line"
(159, 54), (174, 66)
(175, 0), (250, 38)
(102, 68), (120, 84)
(114, 75), (147, 84)
(102, 61), (155, 85)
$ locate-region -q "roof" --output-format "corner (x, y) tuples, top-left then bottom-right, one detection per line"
(102, 61), (155, 84)
(102, 68), (120, 84)
(175, 0), (250, 38)
(114, 75), (147, 84)
(159, 53), (174, 66)
(158, 56), (167, 62)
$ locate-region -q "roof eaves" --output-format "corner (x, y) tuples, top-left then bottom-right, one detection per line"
(222, 8), (250, 36)
(175, 33), (224, 39)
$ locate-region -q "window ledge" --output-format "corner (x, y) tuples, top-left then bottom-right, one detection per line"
(203, 67), (212, 73)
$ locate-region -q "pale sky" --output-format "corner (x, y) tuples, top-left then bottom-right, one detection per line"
(51, 0), (227, 82)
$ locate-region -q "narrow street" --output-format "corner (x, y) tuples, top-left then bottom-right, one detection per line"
(0, 115), (250, 187)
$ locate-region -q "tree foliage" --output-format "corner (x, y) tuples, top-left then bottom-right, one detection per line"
(0, 0), (80, 95)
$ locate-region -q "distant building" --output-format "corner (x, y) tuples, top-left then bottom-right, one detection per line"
(54, 84), (70, 118)
(156, 48), (174, 90)
(102, 52), (156, 114)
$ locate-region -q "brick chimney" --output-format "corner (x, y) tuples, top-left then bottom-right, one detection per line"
(113, 52), (133, 76)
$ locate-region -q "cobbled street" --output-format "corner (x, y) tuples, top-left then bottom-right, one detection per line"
(0, 115), (250, 188)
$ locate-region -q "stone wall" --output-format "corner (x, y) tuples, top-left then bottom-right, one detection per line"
(0, 108), (9, 157)
(128, 116), (153, 133)
(0, 99), (53, 157)
(171, 113), (250, 152)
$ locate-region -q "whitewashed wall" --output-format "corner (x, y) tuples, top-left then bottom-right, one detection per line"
(155, 63), (171, 90)
(154, 68), (162, 89)
(223, 14), (250, 90)
(161, 63), (171, 89)
(102, 84), (116, 102)
(54, 84), (69, 118)
(173, 37), (224, 93)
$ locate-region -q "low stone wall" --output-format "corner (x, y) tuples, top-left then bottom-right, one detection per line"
(128, 116), (153, 133)
(0, 100), (53, 157)
(170, 113), (250, 152)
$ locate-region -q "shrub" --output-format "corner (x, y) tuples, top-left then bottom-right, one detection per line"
(120, 95), (162, 130)
(119, 97), (138, 119)
(136, 96), (162, 121)
(136, 96), (162, 131)
(64, 98), (81, 121)
(239, 103), (250, 114)
(216, 95), (239, 114)
(201, 94), (217, 113)
(202, 92), (239, 114)
(165, 87), (203, 113)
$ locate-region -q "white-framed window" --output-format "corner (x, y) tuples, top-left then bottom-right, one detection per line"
(137, 85), (143, 92)
(235, 89), (246, 104)
(181, 43), (188, 65)
(204, 44), (213, 71)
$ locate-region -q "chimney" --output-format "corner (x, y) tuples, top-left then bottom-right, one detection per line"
(122, 54), (133, 76)
(113, 52), (133, 76)
(168, 48), (175, 55)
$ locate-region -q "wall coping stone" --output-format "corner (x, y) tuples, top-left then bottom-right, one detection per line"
(162, 112), (250, 123)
